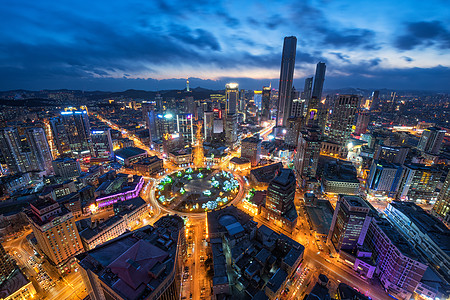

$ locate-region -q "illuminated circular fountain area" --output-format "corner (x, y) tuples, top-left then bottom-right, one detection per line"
(155, 167), (240, 213)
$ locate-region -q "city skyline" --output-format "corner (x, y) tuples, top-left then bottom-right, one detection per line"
(1, 0), (450, 91)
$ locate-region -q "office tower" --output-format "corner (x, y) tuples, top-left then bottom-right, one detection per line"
(0, 243), (16, 285)
(365, 216), (428, 299)
(26, 198), (83, 267)
(366, 160), (403, 198)
(396, 164), (441, 202)
(374, 144), (409, 164)
(294, 126), (321, 182)
(385, 201), (450, 282)
(284, 116), (303, 146)
(311, 62), (326, 100)
(225, 83), (239, 114)
(306, 63), (326, 127)
(433, 171), (450, 223)
(25, 127), (53, 173)
(276, 36), (297, 128)
(53, 109), (90, 157)
(290, 98), (305, 118)
(186, 78), (190, 92)
(241, 136), (262, 167)
(390, 91), (397, 112)
(77, 215), (184, 300)
(155, 112), (177, 141)
(369, 90), (380, 110)
(417, 126), (445, 154)
(225, 113), (238, 148)
(155, 93), (163, 111)
(0, 127), (28, 174)
(239, 89), (246, 112)
(327, 195), (371, 252)
(186, 96), (196, 116)
(176, 113), (194, 145)
(91, 128), (114, 159)
(326, 94), (359, 157)
(204, 111), (214, 143)
(354, 111), (370, 135)
(265, 169), (296, 214)
(52, 157), (81, 180)
(302, 77), (313, 102)
(254, 90), (262, 110)
(261, 86), (271, 122)
(50, 117), (71, 155)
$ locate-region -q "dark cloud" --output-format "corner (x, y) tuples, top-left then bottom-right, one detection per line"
(402, 56), (414, 62)
(169, 25), (221, 51)
(322, 28), (377, 49)
(395, 20), (450, 50)
(289, 2), (378, 49)
(330, 52), (350, 62)
(215, 12), (240, 28)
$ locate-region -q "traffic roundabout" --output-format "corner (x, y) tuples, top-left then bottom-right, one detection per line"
(153, 167), (241, 213)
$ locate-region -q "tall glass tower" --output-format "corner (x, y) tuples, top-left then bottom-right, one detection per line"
(276, 36), (297, 128)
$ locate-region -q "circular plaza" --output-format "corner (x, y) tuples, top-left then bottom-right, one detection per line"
(154, 167), (241, 213)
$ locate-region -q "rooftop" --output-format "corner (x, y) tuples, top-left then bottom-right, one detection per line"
(389, 201), (450, 256)
(250, 162), (283, 183)
(114, 147), (147, 159)
(76, 215), (183, 300)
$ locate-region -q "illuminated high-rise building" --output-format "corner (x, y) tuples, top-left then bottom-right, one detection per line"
(306, 62), (326, 127)
(276, 36), (297, 128)
(91, 128), (114, 159)
(326, 94), (359, 157)
(26, 127), (53, 173)
(225, 83), (239, 114)
(302, 77), (313, 101)
(261, 86), (272, 122)
(312, 62), (326, 99)
(176, 113), (194, 145)
(254, 90), (262, 110)
(0, 243), (16, 285)
(369, 90), (380, 111)
(328, 195), (371, 252)
(433, 171), (450, 223)
(204, 111), (214, 143)
(26, 198), (83, 268)
(0, 127), (28, 174)
(417, 126), (445, 154)
(52, 108), (91, 157)
(354, 111), (370, 135)
(294, 126), (321, 182)
(265, 168), (296, 215)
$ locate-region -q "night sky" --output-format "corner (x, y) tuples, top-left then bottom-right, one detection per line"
(1, 0), (450, 91)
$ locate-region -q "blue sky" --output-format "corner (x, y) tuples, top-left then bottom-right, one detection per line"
(1, 0), (449, 91)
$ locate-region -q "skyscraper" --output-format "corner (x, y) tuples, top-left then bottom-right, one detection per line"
(294, 126), (321, 182)
(261, 86), (271, 122)
(433, 171), (450, 223)
(225, 83), (239, 114)
(0, 243), (16, 285)
(204, 111), (214, 143)
(52, 109), (91, 157)
(354, 111), (370, 135)
(302, 77), (313, 102)
(306, 62), (326, 127)
(326, 94), (359, 157)
(369, 90), (380, 111)
(26, 127), (53, 173)
(176, 113), (194, 145)
(417, 126), (446, 154)
(91, 128), (114, 159)
(276, 36), (297, 128)
(311, 62), (326, 100)
(265, 169), (296, 215)
(328, 195), (372, 252)
(0, 127), (28, 174)
(26, 198), (83, 268)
